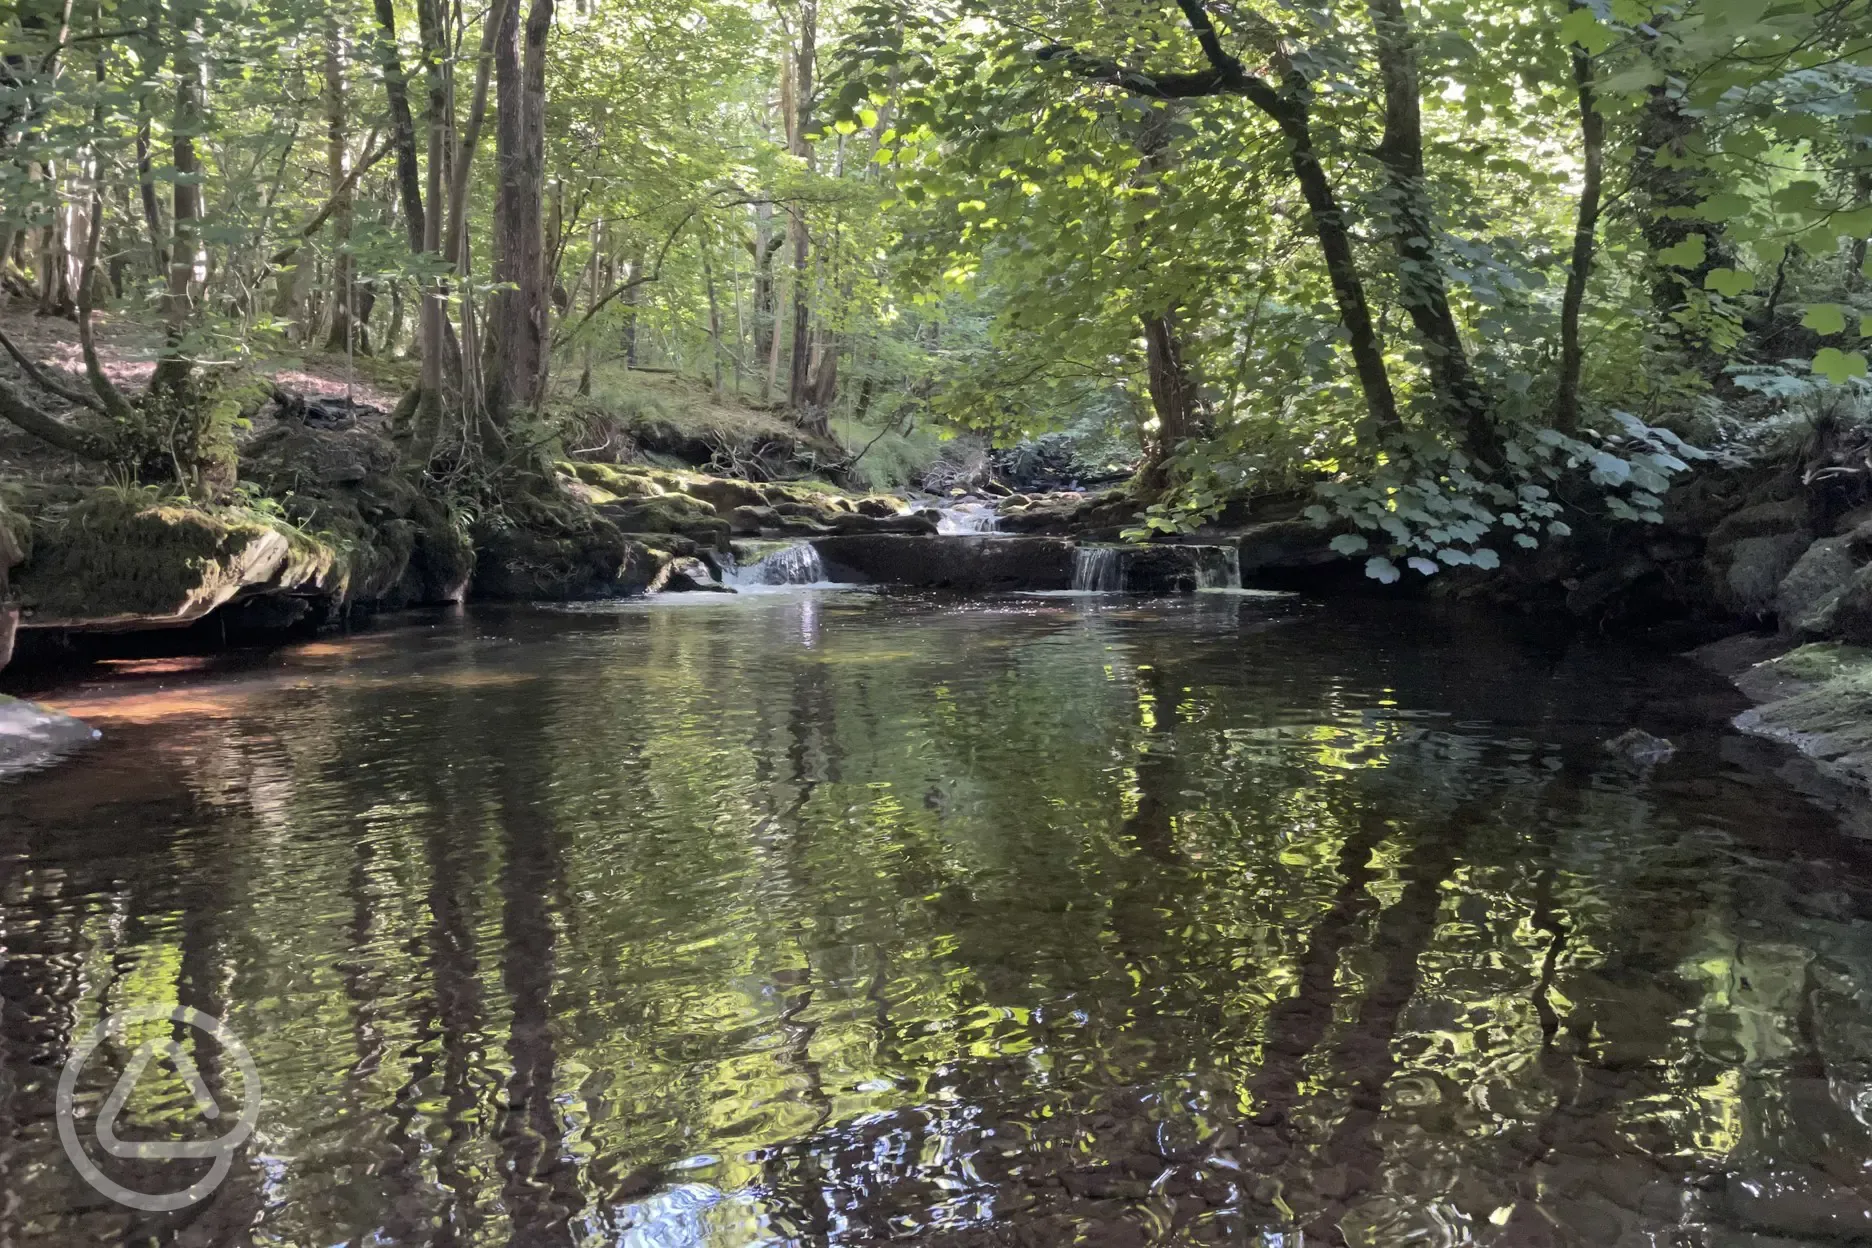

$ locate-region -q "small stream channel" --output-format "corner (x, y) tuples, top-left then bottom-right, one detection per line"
(3, 592), (1870, 1245)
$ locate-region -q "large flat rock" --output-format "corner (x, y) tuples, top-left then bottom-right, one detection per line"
(812, 535), (1074, 591)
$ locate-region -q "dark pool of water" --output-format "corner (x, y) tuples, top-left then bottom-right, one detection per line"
(4, 591), (1872, 1246)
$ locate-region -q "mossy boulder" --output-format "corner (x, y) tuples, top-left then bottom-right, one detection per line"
(1779, 536), (1859, 635)
(15, 492), (338, 630)
(855, 495), (907, 519)
(598, 494), (730, 544)
(472, 513), (655, 600)
(562, 461), (667, 499)
(681, 476), (769, 514)
(1736, 644), (1872, 792)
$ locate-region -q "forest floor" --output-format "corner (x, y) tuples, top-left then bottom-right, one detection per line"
(0, 301), (410, 413)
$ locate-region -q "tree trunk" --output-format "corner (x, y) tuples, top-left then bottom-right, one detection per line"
(1142, 309), (1203, 483)
(412, 0), (449, 442)
(372, 0), (426, 253)
(135, 107), (168, 272)
(1634, 86), (1734, 350)
(484, 0), (552, 424)
(1555, 17), (1604, 435)
(151, 0), (206, 399)
(703, 233), (724, 397)
(1365, 0), (1494, 463)
(1270, 105), (1401, 439)
(783, 0), (819, 425)
(322, 19), (357, 355)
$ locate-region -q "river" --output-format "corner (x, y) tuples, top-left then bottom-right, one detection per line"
(4, 589), (1872, 1245)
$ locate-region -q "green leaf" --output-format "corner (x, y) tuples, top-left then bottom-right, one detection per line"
(1803, 304), (1849, 336)
(1704, 0), (1769, 28)
(1329, 533), (1370, 555)
(1656, 234), (1707, 268)
(1558, 7), (1615, 53)
(1705, 268), (1753, 297)
(1814, 348), (1869, 384)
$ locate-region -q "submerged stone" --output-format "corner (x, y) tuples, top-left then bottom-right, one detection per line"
(0, 694), (100, 777)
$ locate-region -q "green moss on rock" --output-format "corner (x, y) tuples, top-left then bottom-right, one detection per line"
(15, 490), (331, 626)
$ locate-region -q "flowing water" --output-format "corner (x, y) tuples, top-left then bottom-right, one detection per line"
(721, 542), (832, 588)
(935, 503), (1000, 536)
(5, 592), (1872, 1246)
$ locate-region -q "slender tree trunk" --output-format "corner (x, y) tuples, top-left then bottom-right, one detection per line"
(1272, 106), (1401, 438)
(620, 244), (643, 367)
(151, 0), (206, 398)
(411, 0), (449, 442)
(1365, 0), (1494, 463)
(322, 19), (358, 354)
(703, 233), (724, 397)
(783, 0), (820, 426)
(373, 0), (426, 252)
(1555, 19), (1604, 435)
(135, 108), (168, 272)
(483, 0), (551, 424)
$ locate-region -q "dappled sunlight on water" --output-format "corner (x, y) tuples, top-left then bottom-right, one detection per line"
(4, 593), (1872, 1245)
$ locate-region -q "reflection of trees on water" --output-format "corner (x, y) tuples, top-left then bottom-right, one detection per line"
(3, 601), (1872, 1244)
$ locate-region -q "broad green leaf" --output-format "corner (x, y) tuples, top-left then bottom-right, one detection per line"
(1814, 349), (1869, 384)
(1705, 269), (1753, 297)
(1803, 304), (1849, 335)
(1558, 7), (1615, 53)
(1656, 235), (1707, 268)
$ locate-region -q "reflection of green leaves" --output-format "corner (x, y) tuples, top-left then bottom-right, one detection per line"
(1802, 304), (1849, 336)
(1813, 349), (1869, 385)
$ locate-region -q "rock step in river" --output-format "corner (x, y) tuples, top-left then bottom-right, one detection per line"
(737, 535), (1244, 594)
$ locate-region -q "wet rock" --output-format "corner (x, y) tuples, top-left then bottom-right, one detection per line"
(1720, 1168), (1872, 1242)
(647, 556), (732, 594)
(813, 534), (1075, 591)
(472, 518), (652, 600)
(1235, 518), (1339, 574)
(0, 694), (101, 777)
(1805, 564), (1872, 644)
(1605, 729), (1677, 764)
(1734, 644), (1872, 792)
(1776, 536), (1857, 634)
(828, 512), (940, 537)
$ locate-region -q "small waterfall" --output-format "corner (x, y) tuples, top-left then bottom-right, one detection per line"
(723, 542), (828, 587)
(1070, 544), (1240, 593)
(935, 502), (1000, 535)
(1072, 546), (1126, 592)
(1195, 546), (1242, 590)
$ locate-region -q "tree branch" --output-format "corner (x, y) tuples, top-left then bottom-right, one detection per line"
(78, 182), (138, 423)
(553, 209), (698, 346)
(267, 133), (391, 266)
(0, 377), (112, 459)
(0, 327), (103, 412)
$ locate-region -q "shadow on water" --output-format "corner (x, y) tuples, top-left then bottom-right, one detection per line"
(6, 592), (1872, 1244)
